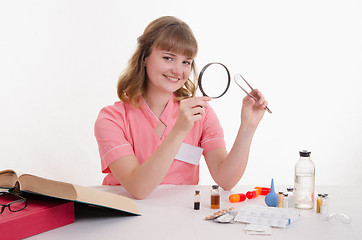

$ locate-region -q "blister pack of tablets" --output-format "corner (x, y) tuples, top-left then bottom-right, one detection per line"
(204, 207), (235, 220)
(234, 205), (300, 228)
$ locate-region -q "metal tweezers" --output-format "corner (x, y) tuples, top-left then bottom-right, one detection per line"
(234, 73), (272, 114)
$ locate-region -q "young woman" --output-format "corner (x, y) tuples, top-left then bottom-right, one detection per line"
(94, 16), (268, 199)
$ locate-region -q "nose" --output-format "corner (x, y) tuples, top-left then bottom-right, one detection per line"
(171, 62), (184, 78)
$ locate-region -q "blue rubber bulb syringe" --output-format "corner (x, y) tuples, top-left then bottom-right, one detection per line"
(265, 178), (278, 207)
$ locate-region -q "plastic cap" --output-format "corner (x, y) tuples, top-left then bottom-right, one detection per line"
(195, 190), (200, 194)
(299, 150), (311, 157)
(212, 185), (219, 189)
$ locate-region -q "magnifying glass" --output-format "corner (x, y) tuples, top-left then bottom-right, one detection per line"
(197, 62), (231, 99)
(198, 62), (272, 113)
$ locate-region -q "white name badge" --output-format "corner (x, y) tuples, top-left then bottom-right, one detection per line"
(175, 143), (204, 166)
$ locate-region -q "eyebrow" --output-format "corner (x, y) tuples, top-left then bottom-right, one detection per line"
(163, 51), (193, 60)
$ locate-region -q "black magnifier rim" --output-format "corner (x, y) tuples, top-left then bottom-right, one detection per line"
(198, 62), (231, 99)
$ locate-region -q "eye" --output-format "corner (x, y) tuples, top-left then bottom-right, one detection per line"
(163, 56), (173, 61)
(183, 60), (192, 65)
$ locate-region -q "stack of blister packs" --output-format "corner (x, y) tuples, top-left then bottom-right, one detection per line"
(234, 205), (300, 228)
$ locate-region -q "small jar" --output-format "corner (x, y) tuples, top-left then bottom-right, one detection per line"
(211, 185), (220, 209)
(194, 190), (201, 210)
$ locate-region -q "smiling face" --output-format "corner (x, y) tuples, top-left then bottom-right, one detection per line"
(144, 47), (193, 96)
(117, 17), (198, 106)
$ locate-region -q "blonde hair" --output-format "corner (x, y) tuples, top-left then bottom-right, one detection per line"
(117, 16), (198, 106)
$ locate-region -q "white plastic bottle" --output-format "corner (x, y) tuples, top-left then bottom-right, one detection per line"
(294, 150), (315, 209)
(283, 193), (289, 208)
(287, 187), (295, 208)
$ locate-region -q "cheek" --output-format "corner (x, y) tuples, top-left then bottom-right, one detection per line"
(184, 68), (192, 79)
(146, 62), (162, 78)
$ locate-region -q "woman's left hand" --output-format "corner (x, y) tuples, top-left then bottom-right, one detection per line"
(240, 89), (268, 129)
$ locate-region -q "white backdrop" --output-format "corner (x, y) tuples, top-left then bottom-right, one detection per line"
(1, 0), (361, 187)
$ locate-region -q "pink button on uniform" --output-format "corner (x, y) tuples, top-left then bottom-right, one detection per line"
(94, 94), (225, 185)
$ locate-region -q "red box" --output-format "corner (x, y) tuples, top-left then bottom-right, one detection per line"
(0, 194), (74, 240)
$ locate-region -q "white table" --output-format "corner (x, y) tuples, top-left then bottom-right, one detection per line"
(30, 185), (360, 240)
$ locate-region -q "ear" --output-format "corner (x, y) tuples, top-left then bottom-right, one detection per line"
(143, 56), (147, 68)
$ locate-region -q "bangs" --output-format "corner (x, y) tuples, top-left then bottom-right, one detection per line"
(153, 24), (198, 58)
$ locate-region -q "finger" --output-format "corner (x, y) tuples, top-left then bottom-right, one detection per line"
(251, 88), (259, 98)
(190, 113), (203, 122)
(194, 96), (211, 105)
(181, 107), (204, 124)
(184, 97), (211, 108)
(254, 89), (267, 106)
(258, 93), (265, 105)
(243, 95), (255, 105)
(195, 96), (212, 101)
(190, 105), (205, 116)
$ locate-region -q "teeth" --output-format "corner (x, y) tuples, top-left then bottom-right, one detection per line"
(165, 75), (179, 82)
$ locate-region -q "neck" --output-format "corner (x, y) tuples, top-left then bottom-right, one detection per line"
(143, 91), (172, 119)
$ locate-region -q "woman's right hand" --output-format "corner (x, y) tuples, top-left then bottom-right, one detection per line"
(174, 96), (211, 133)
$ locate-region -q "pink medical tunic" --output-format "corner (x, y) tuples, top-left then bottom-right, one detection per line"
(94, 95), (225, 185)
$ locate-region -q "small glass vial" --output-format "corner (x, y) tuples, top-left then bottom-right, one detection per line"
(320, 194), (329, 216)
(294, 150), (315, 209)
(283, 193), (289, 208)
(277, 192), (284, 208)
(211, 185), (220, 209)
(316, 194), (322, 213)
(287, 187), (295, 208)
(194, 190), (200, 210)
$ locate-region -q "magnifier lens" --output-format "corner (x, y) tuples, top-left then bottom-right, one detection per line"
(198, 63), (230, 99)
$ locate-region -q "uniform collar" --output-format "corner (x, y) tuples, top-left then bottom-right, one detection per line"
(140, 94), (176, 128)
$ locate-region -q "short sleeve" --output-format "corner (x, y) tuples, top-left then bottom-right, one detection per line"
(94, 104), (134, 173)
(200, 105), (226, 153)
